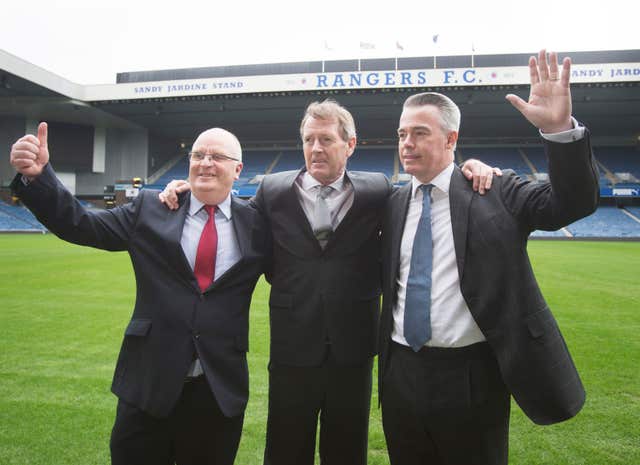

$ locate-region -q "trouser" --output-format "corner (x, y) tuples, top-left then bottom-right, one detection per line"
(110, 376), (243, 465)
(264, 350), (373, 465)
(382, 341), (510, 465)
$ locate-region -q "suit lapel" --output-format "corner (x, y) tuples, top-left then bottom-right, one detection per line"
(449, 167), (472, 278)
(230, 196), (251, 257)
(280, 170), (322, 248)
(162, 193), (199, 290)
(389, 183), (412, 291)
(206, 196), (254, 291)
(327, 171), (360, 246)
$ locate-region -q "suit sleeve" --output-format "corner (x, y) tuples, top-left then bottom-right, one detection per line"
(10, 163), (138, 251)
(249, 180), (273, 282)
(500, 129), (600, 232)
(250, 179), (266, 215)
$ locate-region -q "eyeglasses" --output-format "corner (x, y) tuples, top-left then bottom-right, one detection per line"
(189, 152), (240, 163)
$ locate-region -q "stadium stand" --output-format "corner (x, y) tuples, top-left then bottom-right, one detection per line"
(625, 206), (640, 218)
(520, 146), (547, 174)
(459, 147), (531, 177)
(595, 146), (640, 182)
(348, 148), (395, 178)
(4, 144), (639, 239)
(271, 150), (305, 172)
(0, 200), (46, 232)
(235, 150), (279, 196)
(530, 228), (569, 238)
(150, 157), (190, 189)
(565, 206), (640, 238)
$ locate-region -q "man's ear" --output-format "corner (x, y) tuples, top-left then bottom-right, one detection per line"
(346, 136), (357, 157)
(446, 131), (458, 150)
(234, 162), (243, 180)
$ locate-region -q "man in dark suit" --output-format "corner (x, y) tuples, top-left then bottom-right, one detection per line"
(378, 50), (599, 464)
(9, 124), (268, 465)
(160, 101), (497, 465)
(254, 100), (390, 465)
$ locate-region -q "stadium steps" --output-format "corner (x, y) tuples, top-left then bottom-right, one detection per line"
(566, 206), (640, 238)
(622, 207), (640, 224)
(594, 147), (640, 184)
(147, 154), (185, 185)
(0, 201), (46, 232)
(265, 152), (282, 175)
(593, 156), (619, 186)
(518, 149), (538, 174)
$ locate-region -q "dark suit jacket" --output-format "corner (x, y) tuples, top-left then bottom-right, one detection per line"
(253, 169), (392, 366)
(379, 135), (599, 425)
(11, 164), (268, 418)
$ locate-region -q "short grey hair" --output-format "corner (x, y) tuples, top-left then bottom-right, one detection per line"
(299, 99), (357, 142)
(403, 92), (461, 134)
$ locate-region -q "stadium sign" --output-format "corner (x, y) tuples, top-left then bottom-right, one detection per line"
(600, 187), (640, 197)
(82, 62), (640, 101)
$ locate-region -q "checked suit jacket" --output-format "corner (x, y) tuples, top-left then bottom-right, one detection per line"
(253, 169), (392, 366)
(11, 164), (269, 418)
(379, 133), (600, 425)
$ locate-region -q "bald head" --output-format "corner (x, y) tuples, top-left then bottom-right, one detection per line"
(188, 127), (243, 205)
(192, 127), (242, 161)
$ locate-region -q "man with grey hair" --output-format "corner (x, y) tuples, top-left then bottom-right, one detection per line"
(378, 50), (599, 464)
(9, 124), (268, 465)
(254, 99), (390, 465)
(161, 99), (496, 464)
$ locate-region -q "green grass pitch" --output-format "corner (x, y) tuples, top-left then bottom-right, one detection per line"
(1, 235), (638, 464)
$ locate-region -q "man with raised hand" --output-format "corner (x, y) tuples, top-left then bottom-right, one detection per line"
(10, 124), (269, 465)
(378, 50), (599, 465)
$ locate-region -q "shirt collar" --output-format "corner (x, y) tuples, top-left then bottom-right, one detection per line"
(188, 192), (232, 220)
(300, 171), (347, 193)
(411, 162), (454, 198)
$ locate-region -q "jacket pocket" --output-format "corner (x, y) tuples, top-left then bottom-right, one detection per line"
(124, 318), (152, 337)
(525, 308), (558, 340)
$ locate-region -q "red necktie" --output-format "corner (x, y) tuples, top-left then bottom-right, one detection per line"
(194, 205), (217, 292)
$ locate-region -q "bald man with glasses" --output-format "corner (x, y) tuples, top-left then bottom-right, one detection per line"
(9, 124), (270, 465)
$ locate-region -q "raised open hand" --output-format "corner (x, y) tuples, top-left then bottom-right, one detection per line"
(505, 50), (573, 134)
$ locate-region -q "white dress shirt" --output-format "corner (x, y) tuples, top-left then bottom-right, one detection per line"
(181, 192), (241, 280)
(392, 163), (486, 348)
(294, 171), (354, 234)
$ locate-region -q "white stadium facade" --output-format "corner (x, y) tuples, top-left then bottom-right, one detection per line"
(1, 48), (639, 237)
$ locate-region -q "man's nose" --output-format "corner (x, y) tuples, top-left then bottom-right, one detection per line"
(402, 134), (414, 148)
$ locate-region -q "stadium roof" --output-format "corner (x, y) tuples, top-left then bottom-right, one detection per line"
(2, 49), (639, 147)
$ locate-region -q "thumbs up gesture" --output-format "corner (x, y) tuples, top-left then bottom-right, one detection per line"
(10, 122), (50, 179)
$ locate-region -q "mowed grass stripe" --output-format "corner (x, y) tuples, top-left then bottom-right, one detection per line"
(1, 235), (638, 464)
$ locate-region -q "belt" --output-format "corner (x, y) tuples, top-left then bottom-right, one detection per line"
(391, 340), (493, 360)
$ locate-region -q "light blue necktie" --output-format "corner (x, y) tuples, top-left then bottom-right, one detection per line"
(404, 184), (433, 352)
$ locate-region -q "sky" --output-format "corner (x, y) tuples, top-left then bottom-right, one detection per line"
(2, 0), (639, 85)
